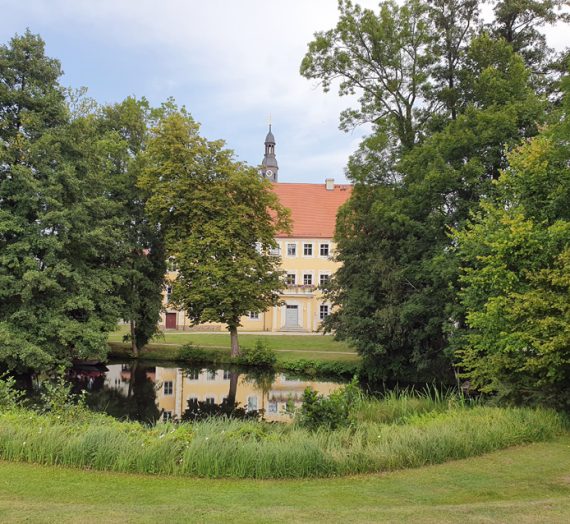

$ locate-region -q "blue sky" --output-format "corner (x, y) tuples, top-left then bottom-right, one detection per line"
(1, 1), (567, 184)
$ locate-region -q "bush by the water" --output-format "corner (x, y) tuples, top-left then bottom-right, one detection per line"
(296, 379), (361, 430)
(0, 375), (564, 479)
(177, 344), (213, 363)
(234, 340), (277, 368)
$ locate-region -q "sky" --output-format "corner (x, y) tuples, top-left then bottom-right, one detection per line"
(1, 1), (568, 184)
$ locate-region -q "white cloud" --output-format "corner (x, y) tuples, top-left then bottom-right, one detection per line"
(2, 0), (568, 184)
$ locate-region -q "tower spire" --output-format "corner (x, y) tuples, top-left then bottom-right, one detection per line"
(261, 122), (278, 182)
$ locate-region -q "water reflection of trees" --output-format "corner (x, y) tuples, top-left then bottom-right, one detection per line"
(82, 362), (160, 424)
(181, 368), (275, 422)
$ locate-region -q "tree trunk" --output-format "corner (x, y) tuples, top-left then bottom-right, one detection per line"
(130, 320), (139, 357)
(227, 372), (239, 405)
(229, 325), (240, 357)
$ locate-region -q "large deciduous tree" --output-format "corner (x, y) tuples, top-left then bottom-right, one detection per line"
(0, 32), (128, 370)
(96, 97), (166, 356)
(313, 1), (552, 381)
(139, 113), (290, 356)
(454, 80), (570, 408)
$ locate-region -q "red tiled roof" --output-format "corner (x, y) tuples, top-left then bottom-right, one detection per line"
(272, 182), (352, 238)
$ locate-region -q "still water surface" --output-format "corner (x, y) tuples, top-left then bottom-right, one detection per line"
(65, 360), (345, 424)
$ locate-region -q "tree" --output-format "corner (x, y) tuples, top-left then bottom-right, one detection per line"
(301, 0), (437, 150)
(96, 97), (166, 356)
(490, 0), (570, 72)
(0, 32), (129, 371)
(321, 32), (545, 381)
(139, 113), (290, 356)
(454, 80), (570, 407)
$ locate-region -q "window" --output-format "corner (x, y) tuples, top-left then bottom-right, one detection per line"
(163, 381), (173, 395)
(187, 397), (198, 409)
(303, 273), (313, 286)
(286, 273), (296, 285)
(166, 285), (172, 303)
(186, 369), (199, 380)
(162, 411), (172, 422)
(303, 243), (313, 256)
(249, 311), (259, 320)
(167, 257), (178, 271)
(287, 243), (297, 256)
(223, 370), (231, 380)
(319, 274), (330, 287)
(205, 397), (215, 405)
(269, 246), (281, 256)
(247, 396), (258, 411)
(268, 401), (278, 414)
(320, 304), (330, 320)
(206, 370), (216, 381)
(320, 243), (330, 257)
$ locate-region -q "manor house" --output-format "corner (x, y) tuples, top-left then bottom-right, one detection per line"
(160, 126), (352, 332)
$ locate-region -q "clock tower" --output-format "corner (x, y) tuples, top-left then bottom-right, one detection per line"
(260, 124), (278, 182)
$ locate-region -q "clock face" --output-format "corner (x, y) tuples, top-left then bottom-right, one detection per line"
(266, 169), (273, 177)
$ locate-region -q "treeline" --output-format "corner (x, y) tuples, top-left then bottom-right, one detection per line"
(304, 0), (570, 407)
(0, 31), (287, 372)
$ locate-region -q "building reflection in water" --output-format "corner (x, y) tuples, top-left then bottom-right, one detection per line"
(97, 363), (342, 423)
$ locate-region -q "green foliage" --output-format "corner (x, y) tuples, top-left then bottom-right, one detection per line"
(279, 359), (361, 379)
(234, 340), (277, 368)
(97, 97), (167, 356)
(139, 112), (290, 356)
(0, 31), (129, 370)
(296, 378), (362, 430)
(177, 344), (213, 363)
(0, 373), (24, 410)
(318, 17), (547, 382)
(454, 86), (570, 408)
(0, 399), (562, 479)
(38, 368), (89, 421)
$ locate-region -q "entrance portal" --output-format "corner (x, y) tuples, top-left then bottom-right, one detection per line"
(165, 312), (177, 329)
(285, 305), (299, 327)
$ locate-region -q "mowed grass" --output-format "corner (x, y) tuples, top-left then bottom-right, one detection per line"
(108, 325), (355, 353)
(108, 326), (360, 365)
(0, 436), (568, 523)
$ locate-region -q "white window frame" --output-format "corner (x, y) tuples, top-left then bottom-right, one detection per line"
(286, 272), (296, 286)
(163, 381), (173, 396)
(319, 304), (330, 320)
(319, 242), (330, 257)
(247, 396), (258, 412)
(319, 272), (331, 288)
(303, 242), (313, 257)
(205, 396), (216, 405)
(206, 370), (217, 381)
(286, 242), (297, 257)
(303, 273), (313, 286)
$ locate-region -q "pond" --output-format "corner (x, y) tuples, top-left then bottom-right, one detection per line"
(61, 360), (346, 424)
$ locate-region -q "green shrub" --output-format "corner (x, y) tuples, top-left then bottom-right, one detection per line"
(280, 359), (360, 378)
(177, 344), (212, 363)
(0, 373), (24, 410)
(296, 378), (362, 430)
(235, 340), (277, 368)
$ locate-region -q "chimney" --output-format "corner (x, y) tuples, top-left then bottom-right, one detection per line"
(325, 178), (335, 191)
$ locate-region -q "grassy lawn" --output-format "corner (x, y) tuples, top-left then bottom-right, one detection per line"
(0, 436), (568, 523)
(108, 326), (360, 364)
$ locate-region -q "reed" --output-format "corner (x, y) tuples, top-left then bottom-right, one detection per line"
(0, 397), (563, 479)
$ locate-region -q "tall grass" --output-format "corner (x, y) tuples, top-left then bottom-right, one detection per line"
(0, 397), (564, 478)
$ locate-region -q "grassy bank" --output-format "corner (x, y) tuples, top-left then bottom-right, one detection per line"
(0, 397), (563, 479)
(0, 436), (569, 523)
(108, 341), (361, 378)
